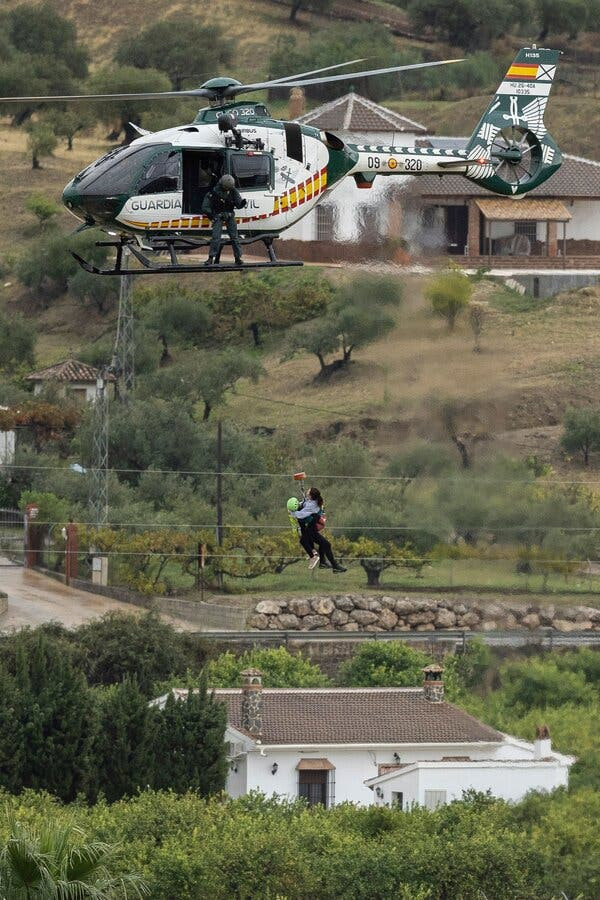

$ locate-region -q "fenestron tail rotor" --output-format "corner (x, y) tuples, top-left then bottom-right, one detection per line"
(490, 125), (543, 189)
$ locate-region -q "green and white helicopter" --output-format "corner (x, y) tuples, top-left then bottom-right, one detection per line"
(1, 46), (562, 274)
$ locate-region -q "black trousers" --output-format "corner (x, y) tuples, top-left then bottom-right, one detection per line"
(209, 212), (242, 258)
(299, 523), (336, 566)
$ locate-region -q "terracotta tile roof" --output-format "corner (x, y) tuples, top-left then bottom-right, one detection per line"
(213, 687), (503, 745)
(298, 93), (428, 134)
(408, 153), (600, 199)
(26, 359), (104, 384)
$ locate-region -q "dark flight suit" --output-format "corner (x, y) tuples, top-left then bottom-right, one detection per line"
(201, 182), (247, 262)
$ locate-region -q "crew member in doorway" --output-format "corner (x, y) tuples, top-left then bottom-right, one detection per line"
(202, 174), (247, 266)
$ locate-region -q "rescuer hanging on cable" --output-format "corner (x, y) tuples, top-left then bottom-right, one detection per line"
(288, 487), (346, 572)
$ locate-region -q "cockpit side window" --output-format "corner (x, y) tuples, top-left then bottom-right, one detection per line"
(138, 150), (180, 195)
(82, 145), (163, 195)
(229, 152), (272, 190)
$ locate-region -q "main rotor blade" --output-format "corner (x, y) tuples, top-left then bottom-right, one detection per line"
(266, 58), (367, 86)
(0, 62), (367, 104)
(226, 58), (465, 95)
(0, 88), (215, 103)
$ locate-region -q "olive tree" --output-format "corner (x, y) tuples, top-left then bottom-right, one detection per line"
(26, 121), (57, 169)
(426, 271), (473, 332)
(560, 406), (600, 466)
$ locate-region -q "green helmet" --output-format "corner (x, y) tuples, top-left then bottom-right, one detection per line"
(287, 496), (299, 512)
(219, 174), (235, 191)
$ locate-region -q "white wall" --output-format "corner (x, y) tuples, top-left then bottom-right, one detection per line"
(283, 176), (397, 242)
(566, 200), (600, 240)
(0, 430), (15, 465)
(374, 760), (570, 809)
(33, 382), (97, 402)
(225, 754), (248, 799)
(283, 128), (418, 243)
(242, 742), (503, 806)
(415, 762), (569, 804)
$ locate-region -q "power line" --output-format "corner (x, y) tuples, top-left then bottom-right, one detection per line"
(28, 549), (600, 565)
(233, 391), (360, 419)
(5, 462), (600, 486)
(29, 521), (600, 532)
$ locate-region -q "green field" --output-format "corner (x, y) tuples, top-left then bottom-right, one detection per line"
(128, 555), (600, 603)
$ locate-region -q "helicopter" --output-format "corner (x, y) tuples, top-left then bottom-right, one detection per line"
(0, 46), (562, 275)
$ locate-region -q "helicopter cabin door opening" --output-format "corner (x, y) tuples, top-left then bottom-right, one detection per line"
(182, 151), (225, 215)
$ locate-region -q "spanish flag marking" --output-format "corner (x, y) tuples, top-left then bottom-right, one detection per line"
(298, 184), (306, 205)
(506, 63), (538, 80)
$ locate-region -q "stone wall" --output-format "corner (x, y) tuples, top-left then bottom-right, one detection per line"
(0, 591), (7, 619)
(248, 594), (600, 633)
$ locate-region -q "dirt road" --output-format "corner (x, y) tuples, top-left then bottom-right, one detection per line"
(0, 562), (196, 631)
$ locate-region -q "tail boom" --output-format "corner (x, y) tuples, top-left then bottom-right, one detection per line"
(334, 47), (562, 197)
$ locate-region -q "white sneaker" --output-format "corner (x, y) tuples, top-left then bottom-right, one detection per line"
(308, 553), (320, 570)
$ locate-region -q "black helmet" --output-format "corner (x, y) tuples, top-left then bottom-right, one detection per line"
(219, 174), (235, 191)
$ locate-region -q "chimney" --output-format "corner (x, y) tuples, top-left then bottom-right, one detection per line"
(422, 664), (444, 703)
(241, 668), (263, 738)
(289, 87), (306, 121)
(534, 724), (552, 759)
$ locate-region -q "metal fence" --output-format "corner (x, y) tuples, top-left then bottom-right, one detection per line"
(0, 508), (25, 566)
(191, 628), (600, 649)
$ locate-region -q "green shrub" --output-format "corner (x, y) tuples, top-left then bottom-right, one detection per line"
(337, 642), (432, 687)
(205, 647), (330, 688)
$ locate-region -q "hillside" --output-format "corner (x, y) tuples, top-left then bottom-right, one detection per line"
(0, 1), (599, 482)
(393, 96), (600, 160)
(1, 118), (600, 478)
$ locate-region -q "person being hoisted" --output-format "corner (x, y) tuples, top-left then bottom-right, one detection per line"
(202, 174), (247, 266)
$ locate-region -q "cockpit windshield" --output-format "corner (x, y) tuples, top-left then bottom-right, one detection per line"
(74, 144), (169, 195)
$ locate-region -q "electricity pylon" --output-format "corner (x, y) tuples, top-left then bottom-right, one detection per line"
(111, 246), (135, 394)
(89, 247), (136, 523)
(89, 370), (109, 525)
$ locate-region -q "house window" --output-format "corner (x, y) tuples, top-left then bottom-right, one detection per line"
(515, 220), (538, 243)
(424, 790), (446, 810)
(316, 205), (335, 241)
(297, 766), (335, 808)
(391, 791), (403, 810)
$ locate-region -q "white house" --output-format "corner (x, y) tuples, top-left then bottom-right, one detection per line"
(283, 91), (429, 244)
(405, 141), (600, 262)
(156, 666), (573, 809)
(26, 359), (109, 404)
(0, 406), (15, 465)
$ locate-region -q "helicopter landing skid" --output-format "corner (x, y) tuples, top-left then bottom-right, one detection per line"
(71, 234), (303, 276)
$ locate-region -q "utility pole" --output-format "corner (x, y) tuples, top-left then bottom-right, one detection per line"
(216, 421), (223, 590)
(216, 420), (223, 546)
(111, 246), (135, 396)
(89, 370), (109, 525)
